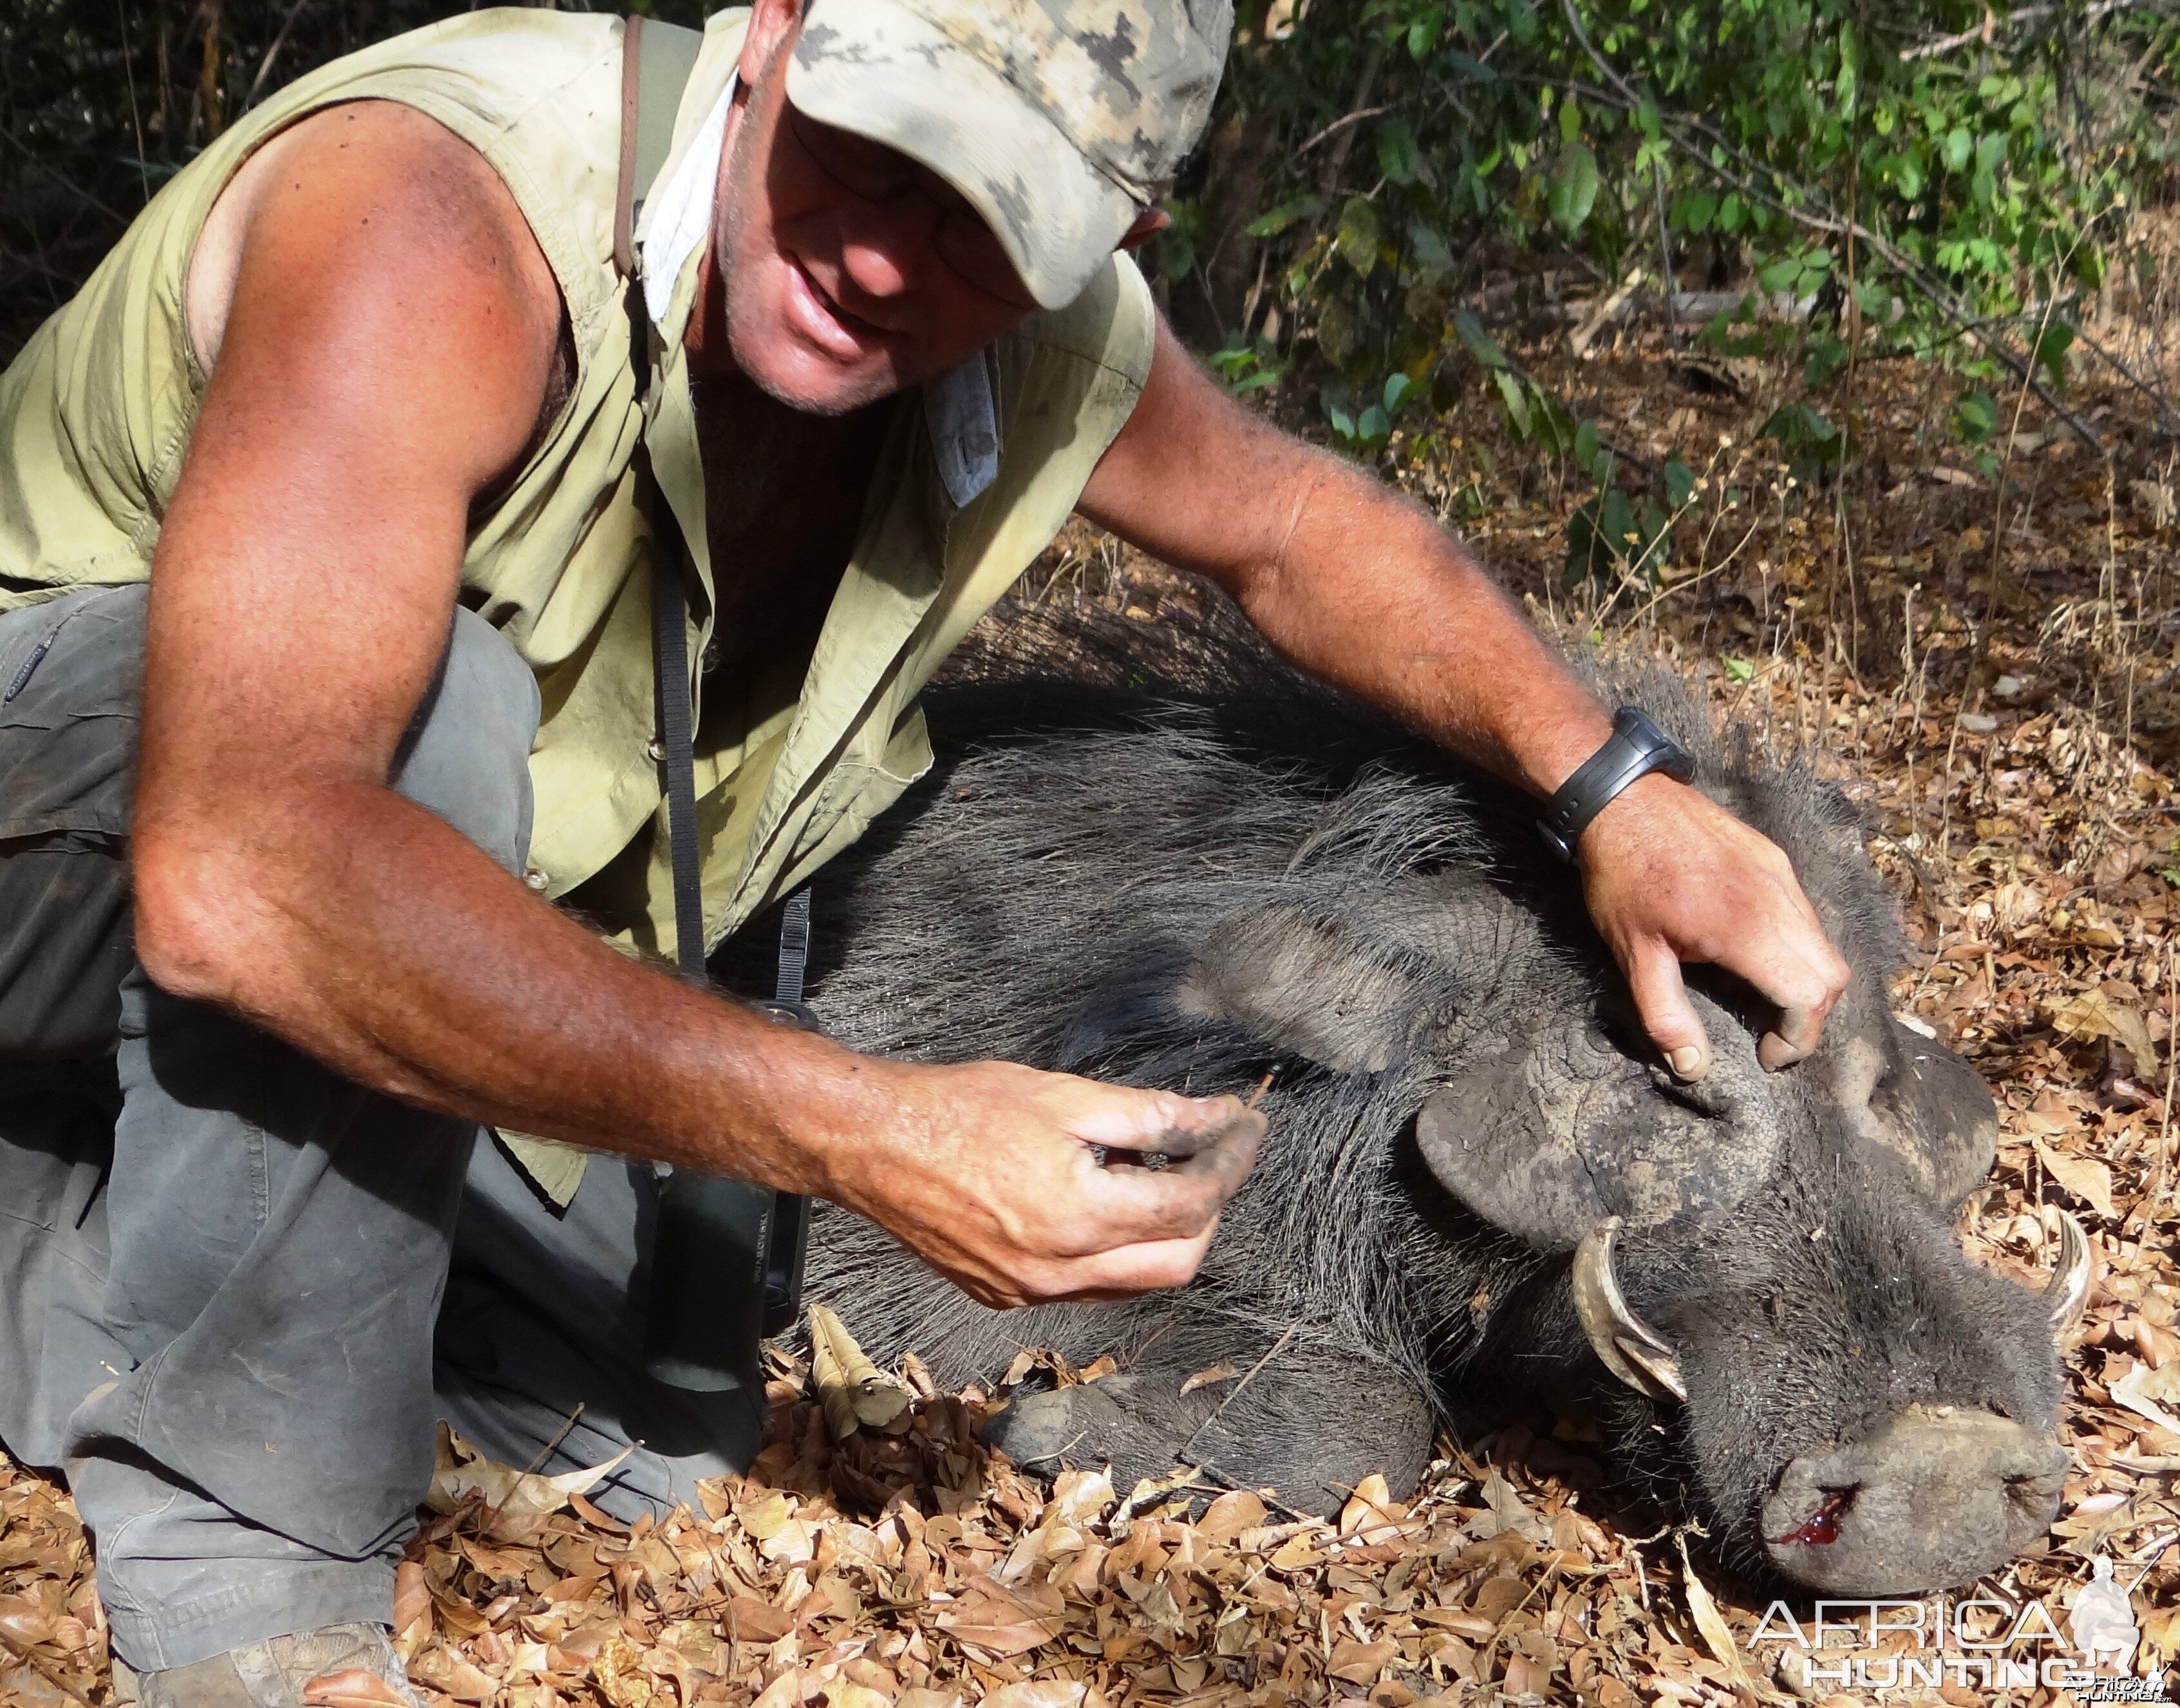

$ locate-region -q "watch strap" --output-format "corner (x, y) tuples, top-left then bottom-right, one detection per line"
(1537, 706), (1697, 861)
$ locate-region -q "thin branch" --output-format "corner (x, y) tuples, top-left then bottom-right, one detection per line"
(1900, 0), (2150, 61)
(1297, 101), (1402, 156)
(1178, 1324), (1297, 1459)
(244, 0), (314, 110)
(1902, 5), (2027, 62)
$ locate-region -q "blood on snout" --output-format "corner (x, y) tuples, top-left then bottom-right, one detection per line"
(1768, 1487), (1853, 1546)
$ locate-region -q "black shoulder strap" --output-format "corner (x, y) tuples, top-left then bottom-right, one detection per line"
(614, 15), (707, 977)
(619, 20), (816, 1366)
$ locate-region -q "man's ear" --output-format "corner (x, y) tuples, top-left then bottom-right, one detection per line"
(1118, 207), (1172, 252)
(739, 0), (804, 87)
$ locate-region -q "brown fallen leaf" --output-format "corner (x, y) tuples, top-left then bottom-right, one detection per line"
(809, 1302), (914, 1439)
(425, 1423), (632, 1532)
(2110, 1362), (2180, 1437)
(1328, 1637), (1401, 1683)
(301, 1671), (414, 1708)
(2036, 1139), (2117, 1221)
(984, 1684), (1110, 1708)
(1676, 1533), (1754, 1693)
(390, 1561), (429, 1640)
(1180, 1361), (1241, 1395)
(2050, 990), (2160, 1071)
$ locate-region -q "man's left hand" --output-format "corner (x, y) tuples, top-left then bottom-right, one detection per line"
(1577, 771), (1853, 1078)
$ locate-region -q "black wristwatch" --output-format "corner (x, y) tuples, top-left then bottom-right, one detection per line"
(1537, 706), (1696, 863)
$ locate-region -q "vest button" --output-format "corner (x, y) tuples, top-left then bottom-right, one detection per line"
(522, 867), (550, 892)
(646, 738), (666, 762)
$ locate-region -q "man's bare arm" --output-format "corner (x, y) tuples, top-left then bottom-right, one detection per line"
(135, 106), (1257, 1309)
(1077, 319), (1850, 1078)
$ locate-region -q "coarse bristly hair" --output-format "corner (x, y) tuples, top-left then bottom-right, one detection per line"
(767, 593), (2062, 1589)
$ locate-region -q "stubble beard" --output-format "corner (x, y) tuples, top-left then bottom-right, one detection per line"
(715, 97), (897, 421)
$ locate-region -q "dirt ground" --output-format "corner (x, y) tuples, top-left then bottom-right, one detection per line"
(3, 216), (2179, 1708)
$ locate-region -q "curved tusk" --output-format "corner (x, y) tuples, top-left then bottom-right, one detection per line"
(1571, 1216), (1687, 1403)
(2044, 1210), (2093, 1342)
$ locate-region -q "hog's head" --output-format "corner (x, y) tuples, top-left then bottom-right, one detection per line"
(1167, 751), (2085, 1596)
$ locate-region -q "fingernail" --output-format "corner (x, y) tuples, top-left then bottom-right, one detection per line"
(1668, 1047), (1702, 1078)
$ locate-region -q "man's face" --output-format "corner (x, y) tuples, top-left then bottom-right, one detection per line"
(710, 0), (1040, 415)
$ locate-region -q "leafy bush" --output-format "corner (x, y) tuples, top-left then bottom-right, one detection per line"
(1160, 0), (2175, 545)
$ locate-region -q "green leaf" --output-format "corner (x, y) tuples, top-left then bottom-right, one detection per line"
(1356, 404), (1391, 445)
(2033, 322), (2074, 389)
(1943, 127), (1973, 173)
(1574, 418), (1602, 479)
(1383, 371), (1421, 415)
(1757, 254), (1801, 292)
(1803, 333), (1848, 388)
(1951, 389), (2000, 444)
(1325, 403), (1358, 441)
(1492, 369), (1532, 439)
(1601, 488), (1638, 552)
(1377, 118), (1422, 186)
(1335, 196), (1382, 277)
(1558, 98), (1581, 147)
(1720, 655), (1756, 685)
(1405, 3), (1443, 57)
(1675, 190), (1718, 234)
(1548, 143), (1601, 238)
(1245, 195), (1324, 238)
(1976, 131), (2006, 173)
(1662, 456), (1697, 511)
(1407, 220), (1455, 281)
(1454, 312), (1511, 370)
(1532, 386), (1579, 457)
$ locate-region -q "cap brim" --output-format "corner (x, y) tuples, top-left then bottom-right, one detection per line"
(787, 0), (1136, 312)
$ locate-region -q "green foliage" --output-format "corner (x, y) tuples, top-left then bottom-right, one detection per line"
(1952, 388), (2002, 444)
(0, 0), (707, 357)
(1207, 342), (1288, 395)
(1323, 371), (1426, 450)
(1192, 0), (2172, 489)
(1565, 447), (1699, 583)
(1762, 402), (1854, 484)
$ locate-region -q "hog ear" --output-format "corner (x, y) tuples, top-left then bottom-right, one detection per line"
(1414, 991), (1788, 1250)
(1837, 1018), (1998, 1209)
(1171, 896), (1438, 1074)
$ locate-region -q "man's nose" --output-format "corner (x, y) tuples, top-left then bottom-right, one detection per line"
(831, 193), (941, 305)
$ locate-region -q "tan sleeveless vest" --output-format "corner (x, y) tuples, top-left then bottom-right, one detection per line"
(0, 5), (1154, 961)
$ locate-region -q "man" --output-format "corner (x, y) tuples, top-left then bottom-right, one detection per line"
(0, 0), (1850, 1700)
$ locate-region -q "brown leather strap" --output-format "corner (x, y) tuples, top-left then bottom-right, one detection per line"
(613, 14), (646, 278)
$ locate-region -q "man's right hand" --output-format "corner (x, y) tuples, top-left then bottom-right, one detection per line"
(836, 1064), (1263, 1308)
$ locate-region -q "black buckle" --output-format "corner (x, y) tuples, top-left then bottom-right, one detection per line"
(751, 997), (822, 1033)
(1537, 706), (1697, 863)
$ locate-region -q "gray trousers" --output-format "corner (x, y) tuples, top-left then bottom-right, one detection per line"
(0, 588), (762, 1671)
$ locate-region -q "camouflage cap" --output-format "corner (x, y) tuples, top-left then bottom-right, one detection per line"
(785, 0), (1232, 311)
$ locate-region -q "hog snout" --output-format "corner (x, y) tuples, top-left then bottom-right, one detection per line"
(1760, 1403), (2067, 1593)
